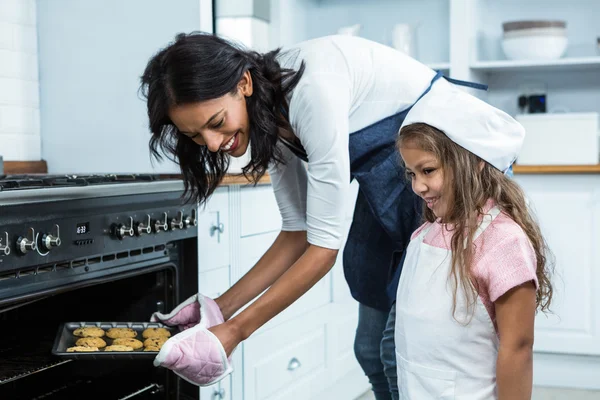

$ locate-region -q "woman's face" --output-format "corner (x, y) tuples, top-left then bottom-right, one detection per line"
(168, 71), (253, 158)
(399, 144), (450, 220)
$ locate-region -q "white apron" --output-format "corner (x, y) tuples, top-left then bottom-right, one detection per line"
(395, 207), (501, 399)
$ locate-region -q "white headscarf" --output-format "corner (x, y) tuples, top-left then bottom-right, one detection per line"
(400, 79), (525, 173)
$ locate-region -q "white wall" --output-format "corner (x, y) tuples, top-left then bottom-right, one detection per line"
(36, 0), (212, 174)
(0, 0), (41, 161)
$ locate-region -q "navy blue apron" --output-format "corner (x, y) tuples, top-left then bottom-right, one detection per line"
(280, 71), (487, 311)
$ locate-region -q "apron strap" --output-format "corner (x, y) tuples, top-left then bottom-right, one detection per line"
(472, 206), (502, 242)
(440, 73), (489, 91)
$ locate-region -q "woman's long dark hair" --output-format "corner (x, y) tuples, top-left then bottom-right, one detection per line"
(139, 31), (305, 204)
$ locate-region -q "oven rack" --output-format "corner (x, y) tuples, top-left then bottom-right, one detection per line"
(0, 342), (72, 385)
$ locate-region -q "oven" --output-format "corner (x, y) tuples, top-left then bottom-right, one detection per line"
(0, 174), (200, 400)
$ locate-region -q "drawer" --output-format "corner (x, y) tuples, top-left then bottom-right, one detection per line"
(244, 319), (327, 400)
(240, 185), (281, 237)
(198, 267), (230, 299)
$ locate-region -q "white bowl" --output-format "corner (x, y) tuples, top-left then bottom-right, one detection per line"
(502, 35), (568, 60)
(503, 27), (566, 39)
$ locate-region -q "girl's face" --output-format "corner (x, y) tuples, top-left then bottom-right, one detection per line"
(168, 71), (252, 158)
(399, 144), (450, 220)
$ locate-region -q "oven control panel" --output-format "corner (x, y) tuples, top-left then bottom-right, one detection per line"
(109, 209), (197, 240)
(0, 205), (198, 273)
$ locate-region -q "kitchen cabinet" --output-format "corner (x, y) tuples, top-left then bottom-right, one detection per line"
(514, 175), (600, 389)
(270, 0), (600, 118)
(198, 182), (367, 400)
(271, 0), (450, 70)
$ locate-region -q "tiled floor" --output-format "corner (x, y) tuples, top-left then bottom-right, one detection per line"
(355, 387), (600, 400)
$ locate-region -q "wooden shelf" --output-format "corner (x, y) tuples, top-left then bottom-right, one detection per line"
(512, 165), (600, 174)
(471, 57), (600, 73)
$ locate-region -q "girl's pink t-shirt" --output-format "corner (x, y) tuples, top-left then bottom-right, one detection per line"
(411, 201), (539, 330)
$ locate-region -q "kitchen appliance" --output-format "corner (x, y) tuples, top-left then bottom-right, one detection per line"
(0, 174), (200, 399)
(518, 94), (547, 114)
(516, 113), (599, 165)
(502, 20), (568, 60)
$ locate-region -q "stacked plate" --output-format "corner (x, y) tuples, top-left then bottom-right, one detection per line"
(502, 20), (568, 60)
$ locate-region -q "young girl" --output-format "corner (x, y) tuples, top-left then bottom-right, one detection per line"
(394, 80), (553, 399)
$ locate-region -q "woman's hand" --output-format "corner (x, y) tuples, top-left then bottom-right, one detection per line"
(209, 321), (244, 357)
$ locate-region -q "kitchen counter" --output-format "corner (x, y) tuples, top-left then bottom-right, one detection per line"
(7, 161), (599, 181)
(3, 160), (272, 185)
(512, 164), (600, 174)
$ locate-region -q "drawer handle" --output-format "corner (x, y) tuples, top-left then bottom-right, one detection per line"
(212, 388), (225, 399)
(287, 357), (301, 371)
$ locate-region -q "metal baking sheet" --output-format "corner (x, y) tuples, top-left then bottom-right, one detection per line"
(51, 322), (176, 360)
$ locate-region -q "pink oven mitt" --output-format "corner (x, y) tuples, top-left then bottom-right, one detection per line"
(153, 322), (233, 386)
(151, 293), (234, 386)
(150, 293), (223, 331)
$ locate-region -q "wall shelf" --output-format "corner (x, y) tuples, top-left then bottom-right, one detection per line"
(513, 164), (600, 174)
(471, 57), (600, 73)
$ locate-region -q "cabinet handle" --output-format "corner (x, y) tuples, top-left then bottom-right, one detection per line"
(287, 357), (301, 371)
(212, 388), (225, 399)
(209, 211), (225, 243)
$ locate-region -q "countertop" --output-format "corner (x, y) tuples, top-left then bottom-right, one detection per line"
(5, 161), (600, 183)
(2, 160), (272, 185)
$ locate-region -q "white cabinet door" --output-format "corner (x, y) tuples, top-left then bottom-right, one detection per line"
(198, 187), (230, 272)
(200, 375), (231, 400)
(516, 176), (600, 355)
(243, 311), (329, 400)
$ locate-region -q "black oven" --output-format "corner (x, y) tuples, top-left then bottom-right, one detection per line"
(0, 175), (200, 400)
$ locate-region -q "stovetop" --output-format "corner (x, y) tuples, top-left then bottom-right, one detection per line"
(0, 174), (186, 205)
(0, 174), (166, 191)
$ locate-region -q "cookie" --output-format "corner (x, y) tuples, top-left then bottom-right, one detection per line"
(104, 345), (134, 352)
(73, 326), (105, 338)
(76, 337), (107, 348)
(144, 346), (161, 352)
(112, 338), (143, 350)
(67, 346), (99, 352)
(106, 327), (137, 339)
(143, 337), (167, 349)
(142, 327), (171, 339)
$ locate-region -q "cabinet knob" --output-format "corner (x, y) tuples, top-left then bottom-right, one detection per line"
(212, 388), (225, 399)
(209, 211), (225, 243)
(287, 357), (302, 371)
(210, 223), (224, 236)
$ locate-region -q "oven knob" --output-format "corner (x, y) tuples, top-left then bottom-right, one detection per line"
(135, 214), (152, 236)
(0, 232), (10, 256)
(153, 212), (169, 233)
(41, 224), (62, 251)
(16, 228), (36, 254)
(115, 216), (134, 239)
(170, 210), (184, 230)
(184, 209), (198, 228)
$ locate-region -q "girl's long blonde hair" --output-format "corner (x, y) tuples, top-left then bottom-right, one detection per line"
(398, 123), (554, 319)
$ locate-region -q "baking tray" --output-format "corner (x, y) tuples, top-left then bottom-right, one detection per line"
(52, 322), (176, 360)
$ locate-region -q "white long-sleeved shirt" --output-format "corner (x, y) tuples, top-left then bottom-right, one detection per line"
(268, 35), (437, 250)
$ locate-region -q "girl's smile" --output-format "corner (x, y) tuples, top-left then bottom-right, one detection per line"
(399, 146), (449, 219)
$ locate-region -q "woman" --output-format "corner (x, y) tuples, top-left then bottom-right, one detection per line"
(140, 31), (482, 398)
